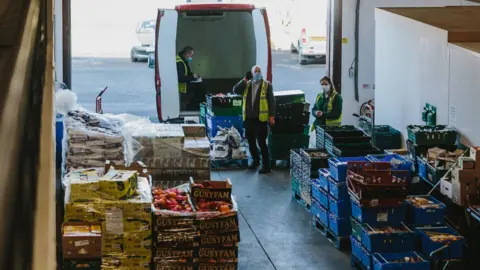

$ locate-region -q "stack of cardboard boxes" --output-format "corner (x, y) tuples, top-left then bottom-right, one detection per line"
(441, 147), (480, 206)
(62, 223), (103, 269)
(63, 162), (153, 269)
(133, 124), (211, 184)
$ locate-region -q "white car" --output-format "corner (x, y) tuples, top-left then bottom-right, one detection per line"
(130, 19), (156, 62)
(282, 0), (327, 64)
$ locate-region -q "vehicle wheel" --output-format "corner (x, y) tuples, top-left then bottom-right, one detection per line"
(290, 43), (298, 53)
(130, 49), (138, 62)
(298, 52), (307, 65)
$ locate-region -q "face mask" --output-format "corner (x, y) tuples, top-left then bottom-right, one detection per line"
(253, 73), (262, 81)
(322, 85), (331, 92)
(186, 57), (192, 62)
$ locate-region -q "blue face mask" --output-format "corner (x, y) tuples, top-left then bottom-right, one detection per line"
(186, 57), (192, 62)
(253, 73), (262, 81)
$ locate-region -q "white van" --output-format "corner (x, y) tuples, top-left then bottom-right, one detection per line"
(153, 2), (273, 122)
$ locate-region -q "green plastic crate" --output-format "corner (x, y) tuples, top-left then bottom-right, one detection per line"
(207, 105), (242, 116)
(200, 102), (207, 118)
(407, 125), (457, 146)
(292, 177), (300, 194)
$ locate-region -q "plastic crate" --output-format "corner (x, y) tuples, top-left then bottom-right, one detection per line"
(269, 133), (310, 150)
(351, 200), (407, 227)
(351, 217), (363, 242)
(417, 226), (465, 260)
(351, 236), (372, 270)
(332, 144), (384, 157)
(360, 223), (417, 253)
(312, 184), (329, 210)
(348, 178), (408, 207)
(328, 156), (370, 182)
(416, 158), (449, 185)
(328, 195), (350, 218)
(206, 94), (243, 108)
(406, 140), (456, 163)
(367, 154), (414, 174)
(290, 149), (302, 168)
(346, 162), (410, 186)
(292, 177), (300, 195)
(206, 114), (243, 136)
(329, 213), (351, 237)
(406, 196), (446, 226)
(318, 169), (330, 191)
(328, 177), (348, 200)
(312, 200), (329, 227)
(407, 125), (457, 146)
(276, 102), (307, 117)
(276, 112), (310, 126)
(200, 102), (207, 118)
(316, 125), (359, 149)
(300, 148), (330, 169)
(372, 252), (430, 270)
(271, 123), (309, 135)
(371, 125), (402, 150)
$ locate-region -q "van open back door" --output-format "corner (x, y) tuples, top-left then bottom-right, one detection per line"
(155, 4), (272, 122)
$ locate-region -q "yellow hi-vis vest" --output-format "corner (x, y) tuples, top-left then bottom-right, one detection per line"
(242, 80), (269, 122)
(311, 90), (342, 131)
(176, 55), (187, 94)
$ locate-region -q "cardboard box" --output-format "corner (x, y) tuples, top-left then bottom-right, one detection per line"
(452, 169), (480, 206)
(198, 231), (240, 247)
(154, 246), (196, 260)
(428, 147), (447, 160)
(458, 157), (476, 170)
(123, 231), (152, 254)
(195, 214), (239, 234)
(190, 178), (232, 201)
(134, 124), (185, 160)
(151, 169), (211, 182)
(102, 254), (151, 270)
(197, 246), (238, 259)
(153, 215), (195, 231)
(142, 157), (210, 170)
(99, 169), (138, 199)
(182, 124), (206, 137)
(440, 178), (453, 198)
(197, 262), (238, 270)
(63, 259), (102, 270)
(155, 261), (196, 270)
(183, 137), (211, 158)
(102, 234), (123, 254)
(154, 229), (199, 247)
(62, 222), (102, 259)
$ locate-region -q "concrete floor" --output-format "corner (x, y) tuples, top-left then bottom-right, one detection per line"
(213, 168), (351, 270)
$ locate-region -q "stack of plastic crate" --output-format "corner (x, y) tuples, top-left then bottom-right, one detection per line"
(297, 149), (329, 211)
(206, 94), (243, 138)
(347, 161), (426, 269)
(290, 149), (303, 200)
(268, 90), (310, 162)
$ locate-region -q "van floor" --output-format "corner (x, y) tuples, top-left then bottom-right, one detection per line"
(213, 168), (351, 270)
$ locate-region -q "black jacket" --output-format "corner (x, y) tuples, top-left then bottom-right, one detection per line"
(233, 79), (276, 120)
(176, 54), (195, 83)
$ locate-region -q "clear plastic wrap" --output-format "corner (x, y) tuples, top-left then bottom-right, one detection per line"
(211, 126), (247, 160)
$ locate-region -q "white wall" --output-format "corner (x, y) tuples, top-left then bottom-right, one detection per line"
(374, 9), (450, 138)
(340, 0), (480, 125)
(448, 43), (480, 145)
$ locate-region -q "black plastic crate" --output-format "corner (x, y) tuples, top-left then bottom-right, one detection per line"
(332, 144), (383, 157)
(316, 125), (360, 149)
(407, 125), (457, 146)
(275, 112), (310, 126)
(371, 125), (402, 150)
(300, 148), (330, 169)
(406, 140), (456, 164)
(206, 94), (243, 108)
(276, 102), (308, 117)
(271, 124), (308, 134)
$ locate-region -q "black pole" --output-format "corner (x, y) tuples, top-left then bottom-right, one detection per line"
(326, 0), (342, 94)
(62, 0), (71, 88)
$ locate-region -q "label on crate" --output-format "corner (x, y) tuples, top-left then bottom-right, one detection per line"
(199, 231), (240, 246)
(105, 207), (123, 235)
(197, 247), (238, 259)
(195, 215), (239, 233)
(74, 240), (90, 247)
(198, 262), (238, 270)
(154, 216), (195, 230)
(191, 188), (232, 201)
(156, 230), (198, 246)
(155, 247), (196, 259)
(232, 100), (242, 107)
(377, 212), (388, 222)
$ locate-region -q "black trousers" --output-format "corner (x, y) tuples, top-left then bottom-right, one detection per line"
(180, 82), (206, 111)
(245, 118), (270, 168)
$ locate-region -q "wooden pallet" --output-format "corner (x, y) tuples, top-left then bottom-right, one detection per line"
(211, 158), (248, 170)
(292, 191), (311, 212)
(312, 217), (350, 250)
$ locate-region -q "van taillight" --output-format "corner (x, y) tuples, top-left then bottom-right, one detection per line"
(301, 28), (307, 44)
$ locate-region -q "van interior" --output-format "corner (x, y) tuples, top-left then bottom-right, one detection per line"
(176, 10), (257, 110)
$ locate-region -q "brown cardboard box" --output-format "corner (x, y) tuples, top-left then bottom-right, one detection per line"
(451, 168), (480, 206)
(183, 136), (210, 158)
(182, 124), (206, 137)
(62, 222), (103, 259)
(458, 157), (475, 170)
(142, 157), (210, 170)
(151, 169), (211, 182)
(134, 124), (185, 160)
(428, 147), (447, 160)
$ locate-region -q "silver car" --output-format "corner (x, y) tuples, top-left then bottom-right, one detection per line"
(131, 19), (156, 62)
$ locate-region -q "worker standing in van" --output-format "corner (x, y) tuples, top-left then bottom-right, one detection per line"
(311, 76), (343, 130)
(233, 65), (276, 174)
(176, 46), (201, 110)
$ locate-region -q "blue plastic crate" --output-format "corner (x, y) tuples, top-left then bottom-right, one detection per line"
(406, 196), (446, 226)
(206, 114), (243, 137)
(328, 195), (351, 218)
(328, 176), (348, 200)
(318, 169), (330, 191)
(367, 154), (414, 183)
(328, 156), (370, 182)
(372, 252), (430, 270)
(417, 226), (465, 260)
(312, 179), (329, 209)
(417, 158), (428, 181)
(351, 200), (407, 227)
(329, 213), (351, 237)
(311, 200), (329, 227)
(360, 223), (417, 253)
(351, 236), (372, 270)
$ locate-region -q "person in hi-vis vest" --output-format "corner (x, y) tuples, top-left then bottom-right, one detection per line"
(312, 76), (343, 130)
(176, 46), (200, 110)
(233, 65), (276, 174)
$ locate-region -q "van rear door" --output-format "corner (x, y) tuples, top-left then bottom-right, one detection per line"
(252, 8), (272, 82)
(155, 9), (180, 122)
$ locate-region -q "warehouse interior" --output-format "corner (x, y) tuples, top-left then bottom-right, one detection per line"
(3, 0), (480, 269)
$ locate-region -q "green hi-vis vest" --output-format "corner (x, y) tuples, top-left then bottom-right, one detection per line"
(311, 90), (342, 131)
(176, 55), (187, 94)
(242, 80), (269, 122)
